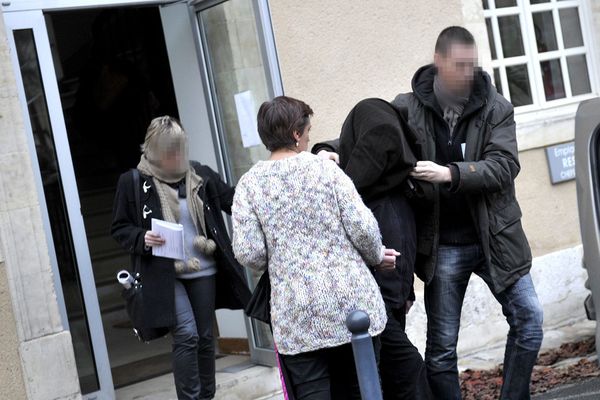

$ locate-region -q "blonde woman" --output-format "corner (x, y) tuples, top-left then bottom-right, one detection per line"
(111, 116), (250, 400)
(232, 96), (397, 399)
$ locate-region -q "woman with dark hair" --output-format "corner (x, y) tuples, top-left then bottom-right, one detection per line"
(232, 96), (397, 399)
(111, 116), (250, 400)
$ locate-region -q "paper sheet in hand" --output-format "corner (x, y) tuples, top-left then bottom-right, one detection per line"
(151, 218), (185, 260)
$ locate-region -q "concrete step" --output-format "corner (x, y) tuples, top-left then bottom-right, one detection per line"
(116, 356), (283, 400)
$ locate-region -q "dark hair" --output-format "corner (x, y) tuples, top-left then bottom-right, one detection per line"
(257, 96), (314, 152)
(435, 26), (476, 55)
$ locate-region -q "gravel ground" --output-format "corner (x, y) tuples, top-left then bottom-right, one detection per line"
(460, 337), (599, 399)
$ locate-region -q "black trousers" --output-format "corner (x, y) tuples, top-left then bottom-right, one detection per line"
(170, 275), (216, 400)
(380, 307), (432, 400)
(281, 340), (379, 400)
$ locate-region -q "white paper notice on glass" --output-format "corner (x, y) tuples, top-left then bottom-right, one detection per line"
(151, 218), (185, 261)
(234, 90), (262, 148)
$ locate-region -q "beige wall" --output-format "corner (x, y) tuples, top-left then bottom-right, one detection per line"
(0, 261), (27, 399)
(0, 12), (29, 398)
(269, 0), (463, 143)
(516, 148), (581, 257)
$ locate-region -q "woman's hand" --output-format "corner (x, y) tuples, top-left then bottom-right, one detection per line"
(317, 150), (340, 164)
(375, 248), (400, 272)
(144, 231), (165, 247)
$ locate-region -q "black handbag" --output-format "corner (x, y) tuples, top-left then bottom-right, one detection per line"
(121, 169), (169, 342)
(244, 270), (271, 324)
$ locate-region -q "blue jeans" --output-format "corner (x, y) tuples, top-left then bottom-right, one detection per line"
(171, 275), (216, 400)
(424, 244), (543, 400)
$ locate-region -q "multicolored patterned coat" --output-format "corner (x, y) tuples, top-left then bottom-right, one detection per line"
(232, 152), (387, 355)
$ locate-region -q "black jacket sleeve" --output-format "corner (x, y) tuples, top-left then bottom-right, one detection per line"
(449, 98), (520, 194)
(311, 138), (340, 155)
(193, 162), (235, 215)
(110, 172), (149, 256)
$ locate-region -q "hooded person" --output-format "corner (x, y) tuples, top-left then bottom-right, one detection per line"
(313, 98), (434, 400)
(111, 116), (250, 400)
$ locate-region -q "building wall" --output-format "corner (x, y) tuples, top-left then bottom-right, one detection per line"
(269, 0), (464, 143)
(0, 259), (27, 399)
(517, 148), (581, 257)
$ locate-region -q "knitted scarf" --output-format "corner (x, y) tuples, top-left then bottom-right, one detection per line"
(137, 155), (217, 274)
(433, 75), (469, 139)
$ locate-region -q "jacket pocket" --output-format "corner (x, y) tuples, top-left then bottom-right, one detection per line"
(489, 203), (531, 272)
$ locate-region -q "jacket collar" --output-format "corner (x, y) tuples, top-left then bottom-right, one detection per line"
(411, 64), (492, 120)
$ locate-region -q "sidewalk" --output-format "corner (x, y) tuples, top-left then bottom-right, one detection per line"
(116, 355), (283, 400)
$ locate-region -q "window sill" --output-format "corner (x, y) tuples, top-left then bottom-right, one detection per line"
(514, 95), (598, 152)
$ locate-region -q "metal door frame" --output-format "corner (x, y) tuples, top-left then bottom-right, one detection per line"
(192, 0), (283, 366)
(3, 10), (114, 400)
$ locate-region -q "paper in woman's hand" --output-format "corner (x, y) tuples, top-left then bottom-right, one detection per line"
(151, 218), (185, 260)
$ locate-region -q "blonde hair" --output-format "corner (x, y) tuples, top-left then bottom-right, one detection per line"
(141, 116), (188, 164)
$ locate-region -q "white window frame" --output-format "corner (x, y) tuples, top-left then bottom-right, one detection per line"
(483, 0), (599, 116)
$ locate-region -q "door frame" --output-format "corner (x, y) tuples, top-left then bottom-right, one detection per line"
(4, 0), (285, 380)
(3, 9), (114, 400)
(192, 0), (284, 366)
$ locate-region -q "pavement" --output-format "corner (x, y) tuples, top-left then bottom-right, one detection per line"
(115, 355), (284, 400)
(533, 377), (600, 399)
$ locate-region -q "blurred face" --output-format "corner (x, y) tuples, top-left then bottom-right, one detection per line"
(295, 121), (312, 152)
(157, 141), (188, 175)
(434, 43), (478, 96)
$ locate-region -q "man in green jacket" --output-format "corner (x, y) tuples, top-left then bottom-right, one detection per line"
(400, 26), (543, 399)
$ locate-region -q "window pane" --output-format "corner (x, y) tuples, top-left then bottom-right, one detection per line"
(482, 0), (489, 10)
(560, 8), (584, 48)
(494, 68), (503, 95)
(533, 11), (558, 52)
(498, 15), (525, 57)
(541, 59), (566, 101)
(506, 64), (533, 106)
(530, 0), (550, 4)
(567, 54), (592, 96)
(495, 0), (517, 7)
(199, 0), (275, 352)
(485, 18), (497, 60)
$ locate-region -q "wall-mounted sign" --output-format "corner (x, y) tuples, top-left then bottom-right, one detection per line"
(545, 141), (575, 184)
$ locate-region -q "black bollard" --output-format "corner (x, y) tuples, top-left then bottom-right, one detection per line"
(346, 310), (383, 400)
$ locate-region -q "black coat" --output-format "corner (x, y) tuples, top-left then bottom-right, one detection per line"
(392, 64), (531, 293)
(111, 162), (251, 328)
(312, 99), (431, 307)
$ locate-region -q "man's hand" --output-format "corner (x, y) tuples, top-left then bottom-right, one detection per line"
(410, 161), (451, 183)
(375, 248), (400, 272)
(317, 150), (340, 164)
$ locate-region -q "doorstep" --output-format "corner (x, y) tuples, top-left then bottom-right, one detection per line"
(116, 355), (284, 400)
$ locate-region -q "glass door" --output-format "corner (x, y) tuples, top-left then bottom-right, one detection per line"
(3, 10), (114, 400)
(195, 0), (283, 365)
